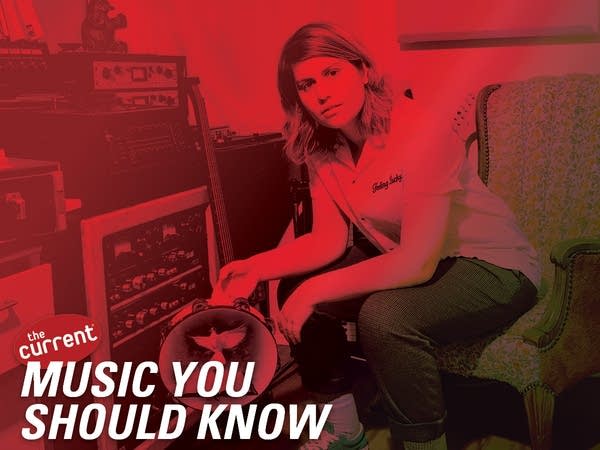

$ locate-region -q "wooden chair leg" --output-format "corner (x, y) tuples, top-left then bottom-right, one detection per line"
(523, 384), (555, 450)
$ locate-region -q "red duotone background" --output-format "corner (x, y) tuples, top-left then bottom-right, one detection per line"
(1, 0), (599, 449)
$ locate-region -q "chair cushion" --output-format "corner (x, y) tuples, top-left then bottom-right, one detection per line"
(435, 294), (548, 392)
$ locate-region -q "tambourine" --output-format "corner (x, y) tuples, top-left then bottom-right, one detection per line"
(158, 298), (278, 409)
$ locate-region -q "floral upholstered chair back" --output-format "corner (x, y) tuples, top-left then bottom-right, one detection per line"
(477, 73), (600, 295)
(437, 74), (600, 450)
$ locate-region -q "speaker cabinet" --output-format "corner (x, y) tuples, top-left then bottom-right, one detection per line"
(214, 136), (293, 260)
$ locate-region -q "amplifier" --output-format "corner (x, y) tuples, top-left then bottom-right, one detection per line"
(48, 53), (187, 112)
(214, 134), (293, 260)
(0, 107), (206, 216)
(81, 186), (213, 450)
(0, 40), (50, 97)
(0, 154), (65, 243)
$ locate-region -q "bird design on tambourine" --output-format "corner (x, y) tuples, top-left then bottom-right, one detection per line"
(189, 324), (247, 364)
(181, 324), (258, 400)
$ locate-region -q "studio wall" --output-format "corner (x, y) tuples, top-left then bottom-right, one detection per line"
(32, 0), (600, 134)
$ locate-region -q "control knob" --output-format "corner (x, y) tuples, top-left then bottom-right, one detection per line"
(159, 300), (171, 311)
(124, 313), (137, 330)
(120, 282), (133, 294)
(132, 275), (146, 290)
(135, 309), (150, 326)
(146, 271), (157, 284)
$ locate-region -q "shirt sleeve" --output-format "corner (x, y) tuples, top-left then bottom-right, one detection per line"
(306, 157), (328, 200)
(401, 106), (465, 198)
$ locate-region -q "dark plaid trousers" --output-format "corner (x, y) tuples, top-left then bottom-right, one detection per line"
(278, 237), (537, 444)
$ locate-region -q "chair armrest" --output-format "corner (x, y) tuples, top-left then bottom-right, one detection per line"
(548, 236), (600, 269)
(522, 236), (600, 349)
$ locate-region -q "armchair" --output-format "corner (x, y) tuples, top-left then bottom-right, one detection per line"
(435, 73), (600, 450)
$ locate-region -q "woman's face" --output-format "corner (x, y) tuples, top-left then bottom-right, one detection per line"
(292, 56), (367, 131)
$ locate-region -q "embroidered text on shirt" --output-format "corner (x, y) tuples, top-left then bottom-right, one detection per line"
(372, 173), (403, 194)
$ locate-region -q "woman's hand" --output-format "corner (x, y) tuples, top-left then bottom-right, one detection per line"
(277, 285), (317, 345)
(211, 259), (261, 305)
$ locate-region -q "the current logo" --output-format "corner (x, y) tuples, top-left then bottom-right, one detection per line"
(13, 314), (101, 368)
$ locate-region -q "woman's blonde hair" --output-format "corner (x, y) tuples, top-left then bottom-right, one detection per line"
(278, 22), (393, 164)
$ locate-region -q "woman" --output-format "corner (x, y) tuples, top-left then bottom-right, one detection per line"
(217, 22), (540, 450)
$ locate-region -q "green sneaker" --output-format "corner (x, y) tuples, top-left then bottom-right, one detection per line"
(299, 422), (369, 450)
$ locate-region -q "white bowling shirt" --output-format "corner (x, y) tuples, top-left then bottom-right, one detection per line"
(306, 98), (541, 287)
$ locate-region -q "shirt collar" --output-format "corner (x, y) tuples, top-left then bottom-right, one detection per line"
(329, 132), (388, 172)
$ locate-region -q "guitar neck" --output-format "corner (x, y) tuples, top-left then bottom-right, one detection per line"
(187, 78), (235, 267)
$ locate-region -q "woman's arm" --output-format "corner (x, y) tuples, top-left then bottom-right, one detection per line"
(216, 178), (349, 300)
(278, 194), (451, 343)
(249, 181), (350, 281)
(296, 194), (450, 302)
